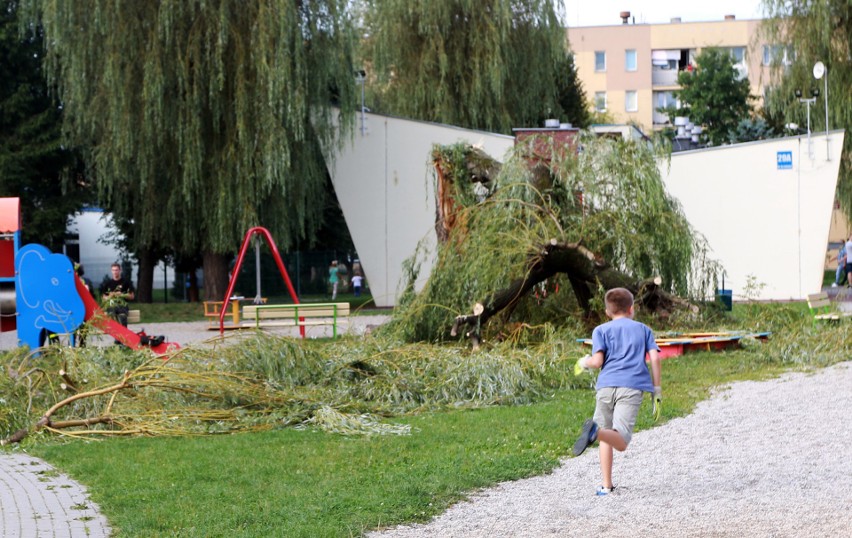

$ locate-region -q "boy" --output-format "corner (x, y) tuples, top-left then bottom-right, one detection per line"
(571, 287), (662, 496)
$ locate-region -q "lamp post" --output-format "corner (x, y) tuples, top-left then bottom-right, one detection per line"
(813, 61), (829, 160)
(795, 88), (818, 160)
(354, 70), (366, 136)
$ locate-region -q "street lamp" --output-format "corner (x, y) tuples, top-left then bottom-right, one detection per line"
(795, 87), (818, 160)
(813, 61), (829, 160)
(354, 70), (366, 136)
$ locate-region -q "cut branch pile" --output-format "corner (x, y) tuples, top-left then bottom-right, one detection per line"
(0, 332), (585, 444)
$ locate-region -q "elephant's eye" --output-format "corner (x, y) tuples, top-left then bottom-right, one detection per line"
(51, 277), (59, 286)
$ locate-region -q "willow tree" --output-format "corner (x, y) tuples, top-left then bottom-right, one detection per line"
(0, 1), (90, 253)
(760, 0), (852, 218)
(359, 0), (575, 133)
(385, 135), (719, 345)
(20, 0), (357, 301)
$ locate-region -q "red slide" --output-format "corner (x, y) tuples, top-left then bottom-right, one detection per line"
(74, 276), (180, 356)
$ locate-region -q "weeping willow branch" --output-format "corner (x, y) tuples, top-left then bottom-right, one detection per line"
(1, 371), (133, 445)
(450, 239), (696, 347)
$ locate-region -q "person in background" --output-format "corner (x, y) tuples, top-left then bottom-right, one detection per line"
(835, 243), (847, 287)
(100, 263), (135, 327)
(329, 260), (340, 300)
(351, 273), (363, 297)
(846, 235), (852, 288)
(76, 264), (95, 297)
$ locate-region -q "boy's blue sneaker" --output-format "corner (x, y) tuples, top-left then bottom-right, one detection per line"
(596, 486), (613, 496)
(572, 419), (598, 456)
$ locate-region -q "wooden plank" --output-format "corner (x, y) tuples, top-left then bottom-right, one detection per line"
(808, 298), (832, 309)
(127, 310), (141, 324)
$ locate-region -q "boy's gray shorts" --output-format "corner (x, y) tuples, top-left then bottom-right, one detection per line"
(593, 387), (644, 446)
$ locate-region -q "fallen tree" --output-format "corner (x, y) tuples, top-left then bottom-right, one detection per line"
(450, 239), (697, 348)
(384, 133), (720, 345)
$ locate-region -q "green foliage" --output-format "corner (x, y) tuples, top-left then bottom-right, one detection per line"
(0, 332), (585, 444)
(386, 135), (719, 342)
(727, 118), (778, 144)
(556, 51), (591, 128)
(0, 1), (89, 251)
(18, 0), (357, 258)
(675, 48), (753, 145)
(760, 0), (852, 220)
(359, 0), (578, 133)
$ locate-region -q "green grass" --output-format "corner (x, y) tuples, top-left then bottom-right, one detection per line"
(31, 348), (788, 537)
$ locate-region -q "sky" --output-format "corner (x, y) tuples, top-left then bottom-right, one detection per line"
(564, 0), (765, 27)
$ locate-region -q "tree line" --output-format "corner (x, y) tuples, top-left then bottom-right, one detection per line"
(1, 0), (848, 302)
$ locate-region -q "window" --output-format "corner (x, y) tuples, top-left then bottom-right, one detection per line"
(653, 91), (678, 124)
(625, 91), (638, 112)
(763, 44), (794, 66)
(728, 46), (745, 64)
(594, 91), (607, 112)
(625, 49), (637, 71)
(595, 51), (606, 72)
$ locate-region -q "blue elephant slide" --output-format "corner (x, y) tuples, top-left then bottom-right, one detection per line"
(15, 244), (178, 355)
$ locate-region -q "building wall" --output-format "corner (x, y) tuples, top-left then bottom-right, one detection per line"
(569, 18), (769, 131)
(328, 112), (515, 307)
(658, 130), (844, 300)
(331, 114), (842, 306)
(67, 209), (174, 291)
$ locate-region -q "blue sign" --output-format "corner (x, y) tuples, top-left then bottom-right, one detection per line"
(777, 151), (793, 170)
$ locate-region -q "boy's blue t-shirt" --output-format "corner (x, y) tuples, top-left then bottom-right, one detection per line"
(592, 317), (660, 393)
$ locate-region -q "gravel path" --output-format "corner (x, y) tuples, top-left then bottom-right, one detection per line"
(370, 362), (852, 537)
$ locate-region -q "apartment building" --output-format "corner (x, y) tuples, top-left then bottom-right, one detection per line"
(567, 14), (774, 131)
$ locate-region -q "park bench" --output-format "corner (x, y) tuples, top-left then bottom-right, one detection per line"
(203, 298), (267, 327)
(127, 309), (141, 324)
(242, 302), (350, 338)
(807, 292), (851, 324)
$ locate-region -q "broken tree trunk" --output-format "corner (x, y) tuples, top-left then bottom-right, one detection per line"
(450, 239), (695, 348)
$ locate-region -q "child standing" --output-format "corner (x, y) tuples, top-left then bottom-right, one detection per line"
(571, 287), (662, 496)
(329, 260), (340, 300)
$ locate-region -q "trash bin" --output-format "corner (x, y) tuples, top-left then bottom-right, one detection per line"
(715, 289), (732, 311)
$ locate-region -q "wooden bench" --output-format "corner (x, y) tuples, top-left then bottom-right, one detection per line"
(807, 292), (850, 323)
(203, 298), (267, 326)
(242, 302), (350, 338)
(127, 309), (141, 324)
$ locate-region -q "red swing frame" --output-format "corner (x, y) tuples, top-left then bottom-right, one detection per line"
(218, 227), (304, 337)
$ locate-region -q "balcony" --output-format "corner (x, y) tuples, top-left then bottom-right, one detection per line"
(652, 69), (679, 87)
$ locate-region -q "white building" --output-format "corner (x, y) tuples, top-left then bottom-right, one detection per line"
(329, 111), (844, 304)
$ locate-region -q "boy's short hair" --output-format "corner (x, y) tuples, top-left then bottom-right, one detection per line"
(605, 287), (634, 315)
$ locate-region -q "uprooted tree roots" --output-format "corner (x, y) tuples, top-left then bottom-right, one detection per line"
(450, 240), (697, 348)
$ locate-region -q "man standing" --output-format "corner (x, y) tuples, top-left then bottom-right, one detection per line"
(100, 263), (135, 327)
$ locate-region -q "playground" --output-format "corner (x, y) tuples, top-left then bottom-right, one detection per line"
(2, 126), (851, 537)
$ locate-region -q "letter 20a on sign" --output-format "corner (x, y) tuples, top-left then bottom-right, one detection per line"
(777, 151), (793, 170)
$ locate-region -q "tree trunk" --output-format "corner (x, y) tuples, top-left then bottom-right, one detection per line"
(451, 240), (695, 347)
(188, 269), (200, 303)
(135, 248), (156, 303)
(203, 252), (229, 302)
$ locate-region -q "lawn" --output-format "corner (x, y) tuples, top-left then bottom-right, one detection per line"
(30, 347), (789, 537)
(9, 299), (846, 536)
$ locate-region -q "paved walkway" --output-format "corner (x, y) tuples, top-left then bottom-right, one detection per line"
(0, 452), (110, 537)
